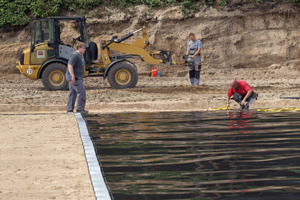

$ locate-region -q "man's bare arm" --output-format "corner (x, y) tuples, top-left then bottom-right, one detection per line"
(241, 90), (253, 106)
(68, 64), (75, 84)
(192, 48), (201, 59)
(194, 48), (201, 56)
(226, 95), (231, 108)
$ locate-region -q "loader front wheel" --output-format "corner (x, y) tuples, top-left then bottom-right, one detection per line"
(107, 62), (138, 89)
(42, 63), (68, 90)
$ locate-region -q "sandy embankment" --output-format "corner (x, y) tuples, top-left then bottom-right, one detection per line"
(0, 114), (95, 200)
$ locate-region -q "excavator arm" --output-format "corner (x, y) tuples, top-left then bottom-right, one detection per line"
(100, 26), (172, 67)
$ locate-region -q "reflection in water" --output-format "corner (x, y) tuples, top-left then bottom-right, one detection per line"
(227, 111), (253, 133)
(85, 111), (300, 200)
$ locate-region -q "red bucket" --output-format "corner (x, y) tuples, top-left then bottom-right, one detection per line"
(151, 67), (158, 77)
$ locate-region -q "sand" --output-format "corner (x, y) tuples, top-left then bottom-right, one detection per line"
(1, 72), (300, 114)
(0, 113), (95, 200)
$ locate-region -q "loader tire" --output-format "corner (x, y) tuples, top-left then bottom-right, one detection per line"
(107, 62), (138, 89)
(42, 63), (68, 90)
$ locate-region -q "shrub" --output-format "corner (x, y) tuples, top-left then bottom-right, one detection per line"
(0, 0), (31, 27)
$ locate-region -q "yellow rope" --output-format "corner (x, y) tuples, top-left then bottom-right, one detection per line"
(209, 106), (230, 111)
(257, 108), (300, 112)
(209, 106), (300, 112)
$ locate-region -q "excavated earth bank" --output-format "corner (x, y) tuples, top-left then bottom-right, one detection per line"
(0, 4), (300, 112)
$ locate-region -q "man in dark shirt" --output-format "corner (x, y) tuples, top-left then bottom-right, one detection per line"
(66, 41), (88, 114)
(227, 80), (258, 110)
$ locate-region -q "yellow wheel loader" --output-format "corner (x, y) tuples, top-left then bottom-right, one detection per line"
(16, 17), (172, 90)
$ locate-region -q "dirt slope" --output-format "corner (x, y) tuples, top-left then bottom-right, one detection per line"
(0, 4), (300, 112)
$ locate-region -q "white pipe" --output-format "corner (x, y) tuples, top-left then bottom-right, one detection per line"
(133, 28), (143, 34)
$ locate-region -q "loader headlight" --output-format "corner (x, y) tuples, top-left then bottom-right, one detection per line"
(20, 51), (24, 65)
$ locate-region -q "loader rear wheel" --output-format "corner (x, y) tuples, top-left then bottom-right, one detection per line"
(42, 63), (68, 90)
(107, 62), (138, 89)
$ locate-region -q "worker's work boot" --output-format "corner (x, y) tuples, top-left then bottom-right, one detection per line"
(239, 105), (249, 110)
(76, 110), (89, 115)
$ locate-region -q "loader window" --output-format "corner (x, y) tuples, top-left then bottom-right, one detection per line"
(59, 20), (89, 47)
(32, 20), (55, 46)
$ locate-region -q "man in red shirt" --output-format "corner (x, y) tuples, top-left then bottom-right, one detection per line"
(226, 80), (258, 109)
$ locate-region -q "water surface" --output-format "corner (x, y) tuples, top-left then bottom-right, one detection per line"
(85, 111), (300, 200)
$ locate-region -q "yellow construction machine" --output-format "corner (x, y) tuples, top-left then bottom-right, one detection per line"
(16, 16), (172, 90)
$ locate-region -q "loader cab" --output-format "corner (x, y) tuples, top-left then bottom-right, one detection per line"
(31, 20), (55, 46)
(30, 19), (56, 65)
(30, 17), (98, 65)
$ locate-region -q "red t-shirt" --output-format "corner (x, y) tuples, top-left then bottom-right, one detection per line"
(227, 80), (254, 97)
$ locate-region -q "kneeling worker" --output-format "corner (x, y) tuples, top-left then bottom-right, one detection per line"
(226, 80), (258, 109)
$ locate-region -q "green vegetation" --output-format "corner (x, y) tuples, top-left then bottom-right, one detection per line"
(0, 0), (102, 28)
(0, 0), (299, 28)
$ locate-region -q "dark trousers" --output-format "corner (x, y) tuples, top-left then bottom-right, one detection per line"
(232, 92), (258, 107)
(189, 65), (201, 86)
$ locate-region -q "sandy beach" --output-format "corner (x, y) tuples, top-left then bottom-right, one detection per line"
(0, 113), (95, 200)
